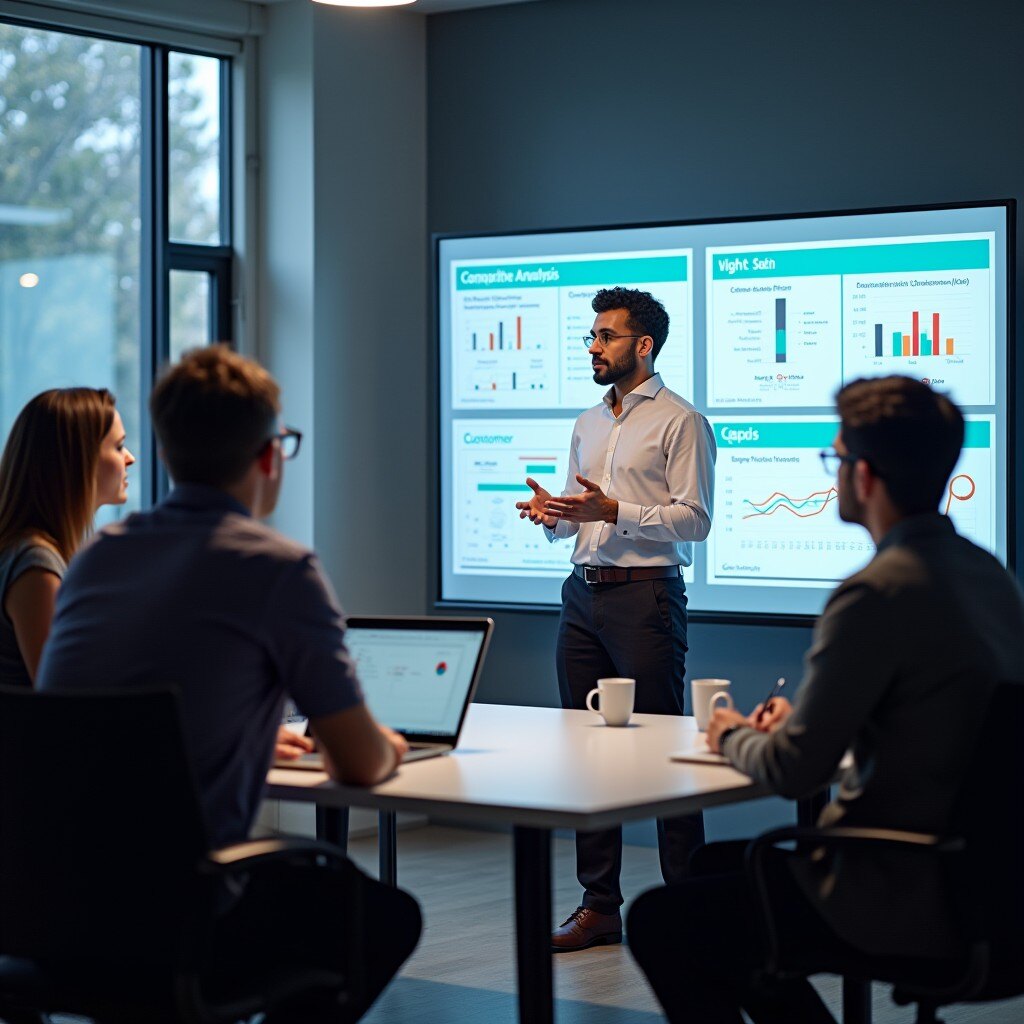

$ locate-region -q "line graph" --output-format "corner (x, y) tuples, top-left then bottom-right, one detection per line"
(743, 486), (837, 520)
(708, 417), (870, 588)
(706, 413), (998, 590)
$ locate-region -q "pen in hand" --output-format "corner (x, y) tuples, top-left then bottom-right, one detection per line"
(754, 677), (786, 726)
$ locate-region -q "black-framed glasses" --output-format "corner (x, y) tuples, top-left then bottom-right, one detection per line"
(269, 426), (302, 461)
(581, 331), (646, 349)
(819, 448), (858, 476)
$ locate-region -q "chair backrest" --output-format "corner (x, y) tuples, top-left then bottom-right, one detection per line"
(947, 680), (1024, 991)
(0, 686), (209, 968)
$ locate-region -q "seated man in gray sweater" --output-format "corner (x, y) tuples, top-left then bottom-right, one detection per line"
(627, 376), (1024, 1024)
(38, 345), (420, 1023)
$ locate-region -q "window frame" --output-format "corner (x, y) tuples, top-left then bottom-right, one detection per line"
(142, 45), (234, 505)
(0, 17), (235, 509)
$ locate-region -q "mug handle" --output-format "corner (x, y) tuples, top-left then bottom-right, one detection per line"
(586, 688), (602, 715)
(710, 690), (734, 712)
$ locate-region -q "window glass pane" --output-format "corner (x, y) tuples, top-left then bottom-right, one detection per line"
(169, 269), (210, 363)
(168, 51), (221, 245)
(0, 23), (142, 525)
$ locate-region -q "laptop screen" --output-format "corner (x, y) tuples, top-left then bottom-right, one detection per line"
(344, 621), (489, 739)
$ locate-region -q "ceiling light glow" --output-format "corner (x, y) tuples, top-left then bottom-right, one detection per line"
(19, 273), (39, 288)
(312, 0), (415, 6)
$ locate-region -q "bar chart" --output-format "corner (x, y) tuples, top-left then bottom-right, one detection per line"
(775, 298), (787, 363)
(705, 265), (839, 407)
(873, 310), (956, 358)
(842, 261), (993, 405)
(468, 314), (535, 352)
(451, 250), (692, 411)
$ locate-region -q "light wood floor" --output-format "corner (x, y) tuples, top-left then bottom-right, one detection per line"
(351, 824), (1023, 1024)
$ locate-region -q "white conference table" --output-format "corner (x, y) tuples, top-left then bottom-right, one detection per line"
(267, 703), (824, 1024)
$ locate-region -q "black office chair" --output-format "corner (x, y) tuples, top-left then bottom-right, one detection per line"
(0, 685), (361, 1024)
(747, 681), (1024, 1024)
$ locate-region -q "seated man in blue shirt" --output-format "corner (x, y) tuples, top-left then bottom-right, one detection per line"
(626, 376), (1024, 1024)
(38, 345), (420, 1024)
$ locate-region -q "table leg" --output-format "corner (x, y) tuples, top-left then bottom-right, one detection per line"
(315, 806), (349, 852)
(513, 826), (553, 1024)
(379, 810), (397, 886)
(843, 978), (872, 1024)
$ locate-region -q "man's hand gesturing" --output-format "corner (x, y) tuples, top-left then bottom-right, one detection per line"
(544, 475), (618, 524)
(516, 477), (559, 529)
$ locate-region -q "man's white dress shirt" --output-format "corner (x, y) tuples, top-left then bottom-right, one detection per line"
(545, 373), (716, 568)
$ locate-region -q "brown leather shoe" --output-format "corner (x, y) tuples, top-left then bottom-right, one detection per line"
(551, 905), (622, 952)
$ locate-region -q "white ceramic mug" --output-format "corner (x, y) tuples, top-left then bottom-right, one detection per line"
(586, 677), (635, 727)
(691, 678), (734, 731)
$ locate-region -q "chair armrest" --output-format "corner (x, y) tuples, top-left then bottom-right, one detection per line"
(201, 836), (349, 875)
(746, 825), (965, 978)
(747, 824), (963, 860)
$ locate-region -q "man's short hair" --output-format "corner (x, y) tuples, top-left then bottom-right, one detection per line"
(836, 376), (964, 515)
(592, 287), (670, 362)
(150, 345), (281, 487)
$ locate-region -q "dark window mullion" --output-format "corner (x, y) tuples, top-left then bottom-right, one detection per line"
(211, 261), (231, 342)
(152, 47), (171, 502)
(219, 58), (232, 249)
(140, 46), (170, 508)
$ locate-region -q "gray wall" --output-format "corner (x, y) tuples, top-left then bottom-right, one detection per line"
(259, 0), (315, 547)
(260, 2), (428, 609)
(309, 9), (428, 612)
(426, 0), (1024, 714)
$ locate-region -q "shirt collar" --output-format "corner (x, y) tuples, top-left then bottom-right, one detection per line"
(876, 511), (955, 554)
(162, 482), (252, 518)
(601, 372), (665, 410)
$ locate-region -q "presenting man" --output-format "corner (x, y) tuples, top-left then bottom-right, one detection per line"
(627, 376), (1024, 1024)
(38, 346), (420, 1023)
(516, 286), (716, 952)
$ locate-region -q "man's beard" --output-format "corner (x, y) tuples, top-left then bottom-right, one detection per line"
(837, 477), (865, 526)
(592, 346), (637, 385)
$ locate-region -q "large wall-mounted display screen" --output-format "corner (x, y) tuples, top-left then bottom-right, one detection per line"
(436, 203), (1011, 618)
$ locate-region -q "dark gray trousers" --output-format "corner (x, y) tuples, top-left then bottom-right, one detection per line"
(555, 571), (705, 914)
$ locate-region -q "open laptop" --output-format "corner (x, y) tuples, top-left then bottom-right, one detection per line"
(276, 615), (493, 770)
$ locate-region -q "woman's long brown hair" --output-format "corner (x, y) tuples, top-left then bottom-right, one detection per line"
(0, 388), (116, 562)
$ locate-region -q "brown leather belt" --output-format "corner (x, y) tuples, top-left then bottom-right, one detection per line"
(573, 564), (681, 585)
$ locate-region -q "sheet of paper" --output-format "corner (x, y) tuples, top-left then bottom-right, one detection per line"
(669, 749), (731, 765)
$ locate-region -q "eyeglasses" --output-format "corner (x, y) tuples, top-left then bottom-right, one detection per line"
(269, 426), (302, 461)
(819, 448), (858, 476)
(581, 331), (646, 349)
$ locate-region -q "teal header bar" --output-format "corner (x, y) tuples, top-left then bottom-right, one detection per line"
(711, 238), (990, 280)
(456, 255), (687, 291)
(963, 420), (991, 448)
(715, 418), (991, 449)
(715, 422), (838, 448)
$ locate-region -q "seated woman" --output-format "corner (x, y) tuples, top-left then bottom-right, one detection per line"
(0, 388), (133, 686)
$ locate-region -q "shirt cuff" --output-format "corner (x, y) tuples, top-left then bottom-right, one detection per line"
(615, 501), (642, 538)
